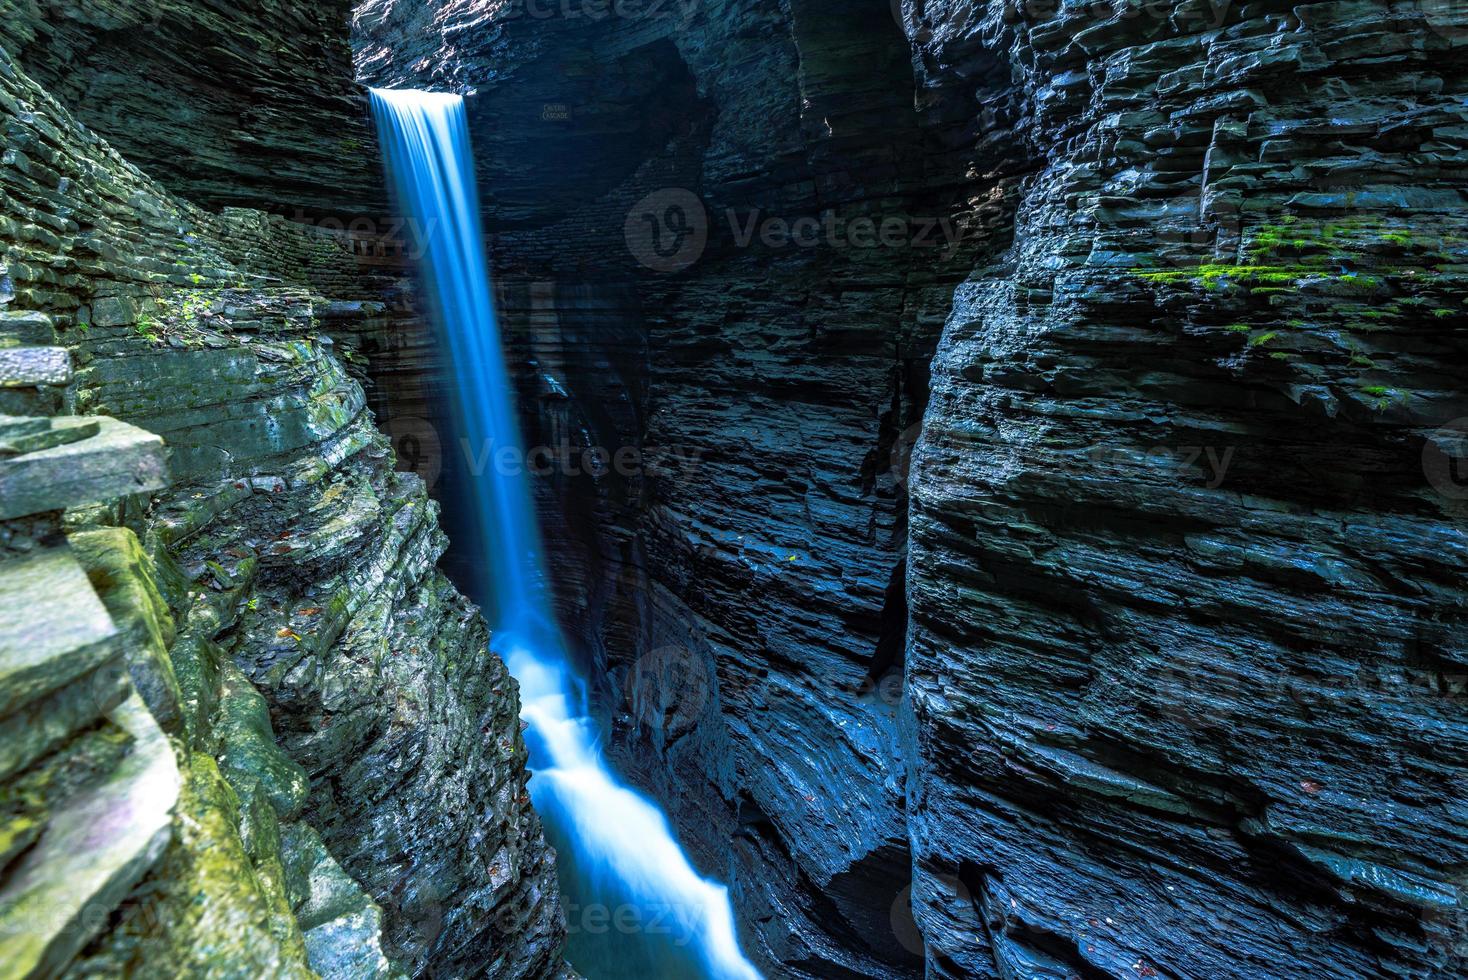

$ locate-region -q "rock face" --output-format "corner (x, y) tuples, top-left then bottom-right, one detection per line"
(0, 0), (381, 213)
(0, 26), (565, 980)
(353, 0), (1468, 977)
(903, 2), (1468, 976)
(352, 1), (1015, 975)
(8, 1), (1464, 978)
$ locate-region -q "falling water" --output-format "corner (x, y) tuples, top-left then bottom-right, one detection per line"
(370, 89), (762, 980)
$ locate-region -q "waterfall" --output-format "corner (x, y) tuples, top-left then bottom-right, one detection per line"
(369, 89), (763, 980)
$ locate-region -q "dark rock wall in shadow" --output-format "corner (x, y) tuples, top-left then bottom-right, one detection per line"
(0, 0), (382, 214)
(353, 2), (1022, 976)
(904, 2), (1468, 977)
(355, 0), (1468, 977)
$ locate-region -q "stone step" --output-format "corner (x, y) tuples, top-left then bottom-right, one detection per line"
(281, 823), (395, 979)
(0, 416), (49, 440)
(0, 546), (120, 721)
(0, 693), (180, 978)
(0, 417), (101, 458)
(0, 416), (167, 521)
(0, 346), (70, 389)
(0, 312), (55, 350)
(0, 311), (55, 348)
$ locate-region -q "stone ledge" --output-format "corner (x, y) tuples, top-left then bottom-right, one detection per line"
(0, 417), (101, 458)
(0, 693), (180, 978)
(0, 416), (167, 521)
(0, 545), (120, 720)
(0, 311), (55, 348)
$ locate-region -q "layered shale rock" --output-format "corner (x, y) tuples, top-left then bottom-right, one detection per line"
(353, 1), (1019, 975)
(904, 1), (1468, 976)
(355, 0), (1468, 977)
(0, 0), (380, 214)
(0, 33), (564, 979)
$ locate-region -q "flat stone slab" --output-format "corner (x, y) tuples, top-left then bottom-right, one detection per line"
(0, 694), (180, 978)
(0, 416), (49, 440)
(0, 416), (167, 520)
(0, 311), (55, 348)
(0, 545), (120, 719)
(0, 416), (101, 458)
(0, 346), (71, 388)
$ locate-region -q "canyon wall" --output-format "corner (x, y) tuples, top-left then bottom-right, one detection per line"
(904, 1), (1468, 976)
(0, 0), (380, 213)
(354, 0), (1014, 974)
(355, 0), (1468, 977)
(5, 1), (1462, 978)
(0, 12), (566, 979)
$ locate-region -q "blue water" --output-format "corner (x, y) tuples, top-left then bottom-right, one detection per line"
(370, 88), (762, 980)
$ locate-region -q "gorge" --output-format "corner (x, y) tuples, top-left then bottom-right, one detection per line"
(1, 2), (1467, 979)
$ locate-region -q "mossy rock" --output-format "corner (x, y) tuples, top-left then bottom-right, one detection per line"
(62, 754), (315, 980)
(69, 526), (185, 735)
(168, 632), (223, 750)
(214, 662), (308, 821)
(0, 723), (132, 873)
(280, 823), (396, 979)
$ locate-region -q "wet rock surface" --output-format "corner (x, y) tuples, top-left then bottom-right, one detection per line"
(354, 0), (1017, 975)
(6, 0), (1465, 978)
(0, 0), (380, 213)
(904, 1), (1468, 976)
(356, 0), (1468, 977)
(0, 28), (566, 979)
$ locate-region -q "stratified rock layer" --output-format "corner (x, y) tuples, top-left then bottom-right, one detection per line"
(0, 0), (380, 213)
(354, 1), (1016, 975)
(0, 31), (565, 979)
(905, 1), (1468, 976)
(357, 0), (1468, 977)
